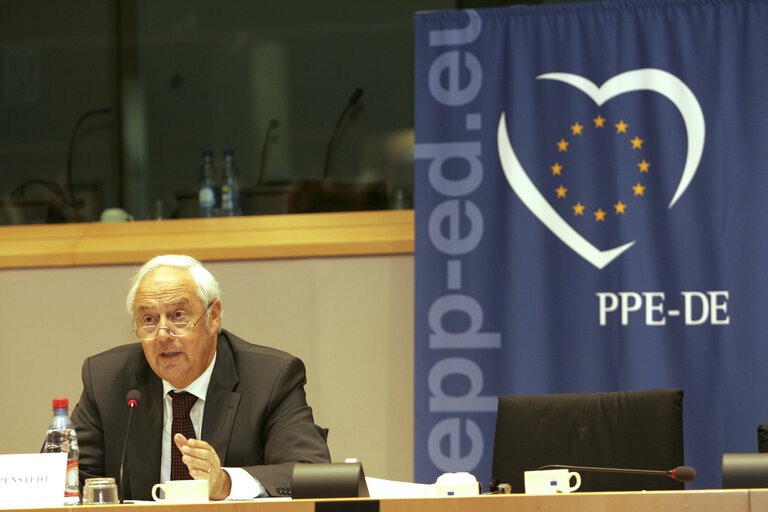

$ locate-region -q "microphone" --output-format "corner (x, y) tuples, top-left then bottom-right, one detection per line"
(257, 119), (280, 185)
(537, 464), (697, 483)
(322, 87), (364, 180)
(119, 389), (141, 503)
(126, 390), (140, 408)
(66, 107), (111, 221)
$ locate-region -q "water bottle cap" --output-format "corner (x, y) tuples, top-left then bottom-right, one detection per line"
(52, 397), (69, 410)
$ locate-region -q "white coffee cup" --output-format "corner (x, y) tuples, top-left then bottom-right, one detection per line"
(524, 469), (581, 494)
(100, 207), (134, 222)
(151, 480), (209, 503)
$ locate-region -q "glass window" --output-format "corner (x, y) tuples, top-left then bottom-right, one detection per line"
(1, 0), (453, 225)
(1, 1), (113, 224)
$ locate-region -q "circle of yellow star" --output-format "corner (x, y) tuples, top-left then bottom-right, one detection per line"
(638, 159), (650, 172)
(615, 120), (628, 133)
(570, 122), (584, 135)
(631, 136), (644, 149)
(551, 162), (563, 176)
(557, 138), (569, 152)
(573, 202), (585, 216)
(633, 182), (646, 196)
(614, 201), (627, 214)
(593, 115), (606, 128)
(555, 185), (568, 198)
(594, 208), (606, 222)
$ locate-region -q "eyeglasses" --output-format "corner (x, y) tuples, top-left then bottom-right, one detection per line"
(133, 301), (214, 341)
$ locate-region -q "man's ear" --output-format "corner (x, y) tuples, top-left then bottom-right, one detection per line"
(209, 299), (222, 331)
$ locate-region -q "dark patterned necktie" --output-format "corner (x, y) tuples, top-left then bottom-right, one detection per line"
(170, 391), (198, 480)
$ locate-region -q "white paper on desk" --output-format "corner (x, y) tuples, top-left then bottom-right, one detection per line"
(0, 452), (67, 509)
(135, 479), (427, 502)
(128, 498), (292, 503)
(365, 477), (429, 499)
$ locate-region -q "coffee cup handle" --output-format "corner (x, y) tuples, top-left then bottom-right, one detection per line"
(568, 471), (581, 491)
(151, 483), (166, 501)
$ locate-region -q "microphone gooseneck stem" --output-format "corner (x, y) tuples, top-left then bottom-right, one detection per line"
(257, 119), (279, 185)
(66, 108), (111, 222)
(534, 464), (696, 483)
(322, 87), (363, 181)
(118, 405), (136, 504)
(538, 464), (670, 476)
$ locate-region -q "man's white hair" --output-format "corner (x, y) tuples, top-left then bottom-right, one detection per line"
(126, 255), (221, 325)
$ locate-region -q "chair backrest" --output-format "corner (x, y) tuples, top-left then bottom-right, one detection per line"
(758, 425), (768, 453)
(491, 388), (685, 492)
(723, 453), (768, 488)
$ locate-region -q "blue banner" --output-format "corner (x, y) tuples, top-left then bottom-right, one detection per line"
(414, 0), (768, 490)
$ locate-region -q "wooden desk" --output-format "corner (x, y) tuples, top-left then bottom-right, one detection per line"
(5, 490), (761, 512)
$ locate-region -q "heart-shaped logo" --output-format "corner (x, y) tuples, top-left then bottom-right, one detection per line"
(497, 68), (705, 269)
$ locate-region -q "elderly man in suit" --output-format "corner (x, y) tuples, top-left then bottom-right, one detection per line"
(71, 254), (330, 500)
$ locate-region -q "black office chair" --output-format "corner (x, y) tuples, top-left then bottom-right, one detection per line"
(758, 424), (768, 453)
(491, 388), (685, 492)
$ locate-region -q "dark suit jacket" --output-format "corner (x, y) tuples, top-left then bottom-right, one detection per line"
(71, 330), (331, 499)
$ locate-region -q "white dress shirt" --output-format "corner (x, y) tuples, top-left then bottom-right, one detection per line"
(160, 353), (266, 498)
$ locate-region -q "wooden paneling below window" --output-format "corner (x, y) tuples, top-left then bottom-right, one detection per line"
(0, 210), (414, 268)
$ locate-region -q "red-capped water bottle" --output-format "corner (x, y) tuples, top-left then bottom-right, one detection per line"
(44, 398), (80, 505)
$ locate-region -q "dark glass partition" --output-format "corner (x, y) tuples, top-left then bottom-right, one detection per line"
(0, 1), (114, 225)
(0, 0), (452, 225)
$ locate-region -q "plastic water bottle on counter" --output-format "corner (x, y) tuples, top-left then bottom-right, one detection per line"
(43, 398), (80, 505)
(219, 149), (241, 216)
(198, 149), (217, 217)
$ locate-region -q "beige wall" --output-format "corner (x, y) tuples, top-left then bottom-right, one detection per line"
(0, 254), (414, 482)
